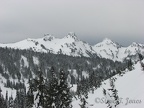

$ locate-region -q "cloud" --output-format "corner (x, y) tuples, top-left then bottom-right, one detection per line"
(0, 0), (144, 45)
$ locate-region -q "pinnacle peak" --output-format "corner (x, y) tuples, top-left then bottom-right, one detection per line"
(68, 32), (76, 36)
(68, 32), (77, 37)
(65, 32), (78, 41)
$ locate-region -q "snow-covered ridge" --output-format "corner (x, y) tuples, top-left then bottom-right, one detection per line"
(0, 32), (144, 61)
(93, 38), (144, 61)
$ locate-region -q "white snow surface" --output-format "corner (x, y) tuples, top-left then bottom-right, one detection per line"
(21, 55), (29, 67)
(82, 71), (89, 78)
(72, 61), (144, 108)
(33, 56), (39, 65)
(0, 33), (144, 61)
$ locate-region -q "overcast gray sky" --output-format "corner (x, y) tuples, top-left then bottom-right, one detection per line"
(0, 0), (144, 46)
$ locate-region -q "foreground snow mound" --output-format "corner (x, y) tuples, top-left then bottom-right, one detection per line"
(72, 61), (144, 108)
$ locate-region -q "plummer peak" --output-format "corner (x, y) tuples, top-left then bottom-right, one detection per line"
(65, 32), (78, 41)
(43, 34), (55, 41)
(102, 38), (113, 43)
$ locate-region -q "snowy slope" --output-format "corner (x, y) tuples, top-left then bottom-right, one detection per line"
(72, 60), (144, 108)
(0, 33), (144, 61)
(93, 38), (122, 61)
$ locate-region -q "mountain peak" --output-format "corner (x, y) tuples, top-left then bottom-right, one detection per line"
(102, 38), (113, 43)
(94, 38), (121, 49)
(43, 34), (55, 41)
(65, 32), (78, 41)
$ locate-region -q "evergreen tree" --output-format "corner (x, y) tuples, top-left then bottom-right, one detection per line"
(14, 90), (21, 108)
(6, 91), (9, 108)
(103, 78), (119, 108)
(110, 78), (119, 107)
(58, 69), (72, 108)
(27, 71), (48, 108)
(76, 79), (82, 98)
(127, 59), (133, 71)
(9, 95), (14, 108)
(14, 88), (26, 108)
(0, 88), (7, 108)
(20, 88), (26, 108)
(138, 53), (143, 61)
(46, 67), (59, 108)
(89, 71), (101, 92)
(141, 62), (144, 71)
(89, 71), (95, 92)
(34, 71), (47, 108)
(26, 67), (72, 108)
(79, 95), (88, 108)
(81, 77), (89, 97)
(26, 79), (34, 108)
(138, 53), (144, 71)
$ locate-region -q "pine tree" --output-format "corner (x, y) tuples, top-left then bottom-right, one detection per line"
(138, 53), (143, 61)
(13, 89), (26, 108)
(109, 78), (119, 107)
(25, 67), (73, 108)
(89, 71), (95, 92)
(27, 71), (48, 108)
(26, 79), (34, 108)
(81, 77), (89, 97)
(0, 87), (7, 108)
(6, 91), (9, 108)
(79, 95), (88, 108)
(127, 59), (133, 71)
(141, 62), (144, 71)
(138, 53), (144, 71)
(103, 78), (119, 108)
(14, 90), (22, 108)
(20, 88), (26, 108)
(89, 71), (101, 92)
(35, 71), (47, 108)
(9, 95), (14, 108)
(45, 66), (59, 108)
(58, 69), (72, 108)
(76, 79), (82, 98)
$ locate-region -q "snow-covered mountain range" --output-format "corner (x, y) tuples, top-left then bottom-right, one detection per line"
(0, 32), (144, 61)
